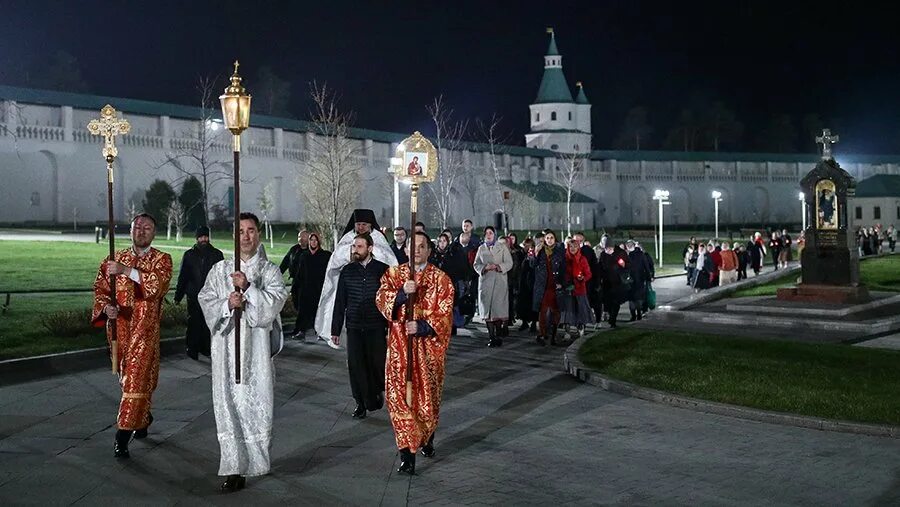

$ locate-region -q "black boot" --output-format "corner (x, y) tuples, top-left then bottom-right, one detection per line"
(421, 433), (436, 458)
(487, 322), (502, 347)
(398, 448), (416, 475)
(114, 429), (132, 458)
(221, 475), (246, 492)
(352, 403), (367, 419)
(637, 310), (643, 321)
(134, 412), (153, 439)
(629, 309), (637, 322)
(500, 322), (509, 337)
(549, 324), (559, 346)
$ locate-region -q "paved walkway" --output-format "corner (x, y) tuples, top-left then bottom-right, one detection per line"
(2, 269), (899, 505)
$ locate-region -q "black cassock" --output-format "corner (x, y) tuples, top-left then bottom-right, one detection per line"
(174, 242), (224, 357)
(294, 248), (332, 333)
(280, 244), (308, 314)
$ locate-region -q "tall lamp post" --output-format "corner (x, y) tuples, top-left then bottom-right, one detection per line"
(653, 189), (670, 267)
(799, 192), (807, 231)
(219, 61), (251, 384)
(390, 157), (402, 227)
(711, 190), (723, 239)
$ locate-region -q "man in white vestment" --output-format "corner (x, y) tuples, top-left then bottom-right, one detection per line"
(198, 212), (288, 492)
(315, 209), (398, 349)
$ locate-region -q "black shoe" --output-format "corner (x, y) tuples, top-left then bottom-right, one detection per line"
(637, 312), (643, 321)
(114, 429), (132, 458)
(421, 434), (435, 458)
(221, 475), (246, 492)
(500, 323), (509, 337)
(367, 393), (384, 411)
(609, 321), (617, 328)
(134, 412), (153, 439)
(352, 404), (367, 419)
(487, 338), (503, 347)
(518, 322), (529, 332)
(186, 348), (199, 361)
(535, 336), (546, 346)
(398, 448), (416, 475)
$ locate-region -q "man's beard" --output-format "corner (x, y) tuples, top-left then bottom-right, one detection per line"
(352, 252), (369, 263)
(133, 237), (152, 249)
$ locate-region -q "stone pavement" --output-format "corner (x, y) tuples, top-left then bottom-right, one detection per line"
(1, 270), (899, 505)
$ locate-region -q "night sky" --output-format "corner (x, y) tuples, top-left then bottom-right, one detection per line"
(2, 1), (899, 154)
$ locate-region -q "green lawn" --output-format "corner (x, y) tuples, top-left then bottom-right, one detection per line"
(0, 293), (187, 360)
(580, 327), (900, 425)
(0, 239), (295, 292)
(731, 255), (900, 297)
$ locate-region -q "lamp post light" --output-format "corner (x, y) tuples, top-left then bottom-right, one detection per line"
(219, 60), (251, 384)
(711, 190), (723, 239)
(389, 157), (403, 227)
(799, 192), (806, 231)
(653, 189), (670, 267)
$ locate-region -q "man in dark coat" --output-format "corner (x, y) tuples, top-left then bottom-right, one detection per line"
(174, 226), (224, 359)
(599, 242), (630, 328)
(280, 230), (309, 337)
(331, 233), (389, 419)
(626, 240), (653, 321)
(391, 226), (409, 264)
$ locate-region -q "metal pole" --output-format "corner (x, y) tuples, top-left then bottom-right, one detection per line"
(658, 198), (664, 268)
(106, 159), (118, 374)
(405, 183), (418, 407)
(714, 198), (719, 240)
(801, 198), (806, 231)
(394, 177), (400, 228)
(233, 134), (242, 385)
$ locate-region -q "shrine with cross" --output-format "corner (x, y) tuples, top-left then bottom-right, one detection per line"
(778, 127), (871, 304)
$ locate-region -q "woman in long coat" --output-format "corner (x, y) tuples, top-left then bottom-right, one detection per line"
(473, 226), (513, 347)
(294, 233), (331, 336)
(516, 237), (538, 333)
(531, 230), (566, 346)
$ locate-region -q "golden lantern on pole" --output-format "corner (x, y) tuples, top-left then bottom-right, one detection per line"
(219, 60), (251, 384)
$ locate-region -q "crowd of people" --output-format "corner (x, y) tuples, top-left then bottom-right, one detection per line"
(115, 209), (874, 492)
(856, 224), (896, 256)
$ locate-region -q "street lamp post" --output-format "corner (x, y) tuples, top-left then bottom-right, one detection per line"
(799, 192), (806, 231)
(653, 189), (670, 267)
(390, 157), (402, 227)
(219, 61), (251, 384)
(711, 190), (723, 239)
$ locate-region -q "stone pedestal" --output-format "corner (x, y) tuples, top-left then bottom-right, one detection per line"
(776, 284), (871, 304)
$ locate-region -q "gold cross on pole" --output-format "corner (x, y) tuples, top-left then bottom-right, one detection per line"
(815, 128), (839, 160)
(87, 104), (131, 164)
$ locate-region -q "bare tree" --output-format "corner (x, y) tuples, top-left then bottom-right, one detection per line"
(300, 82), (363, 246)
(151, 76), (230, 224)
(425, 95), (469, 230)
(554, 153), (587, 238)
(166, 200), (185, 242)
(477, 113), (509, 226)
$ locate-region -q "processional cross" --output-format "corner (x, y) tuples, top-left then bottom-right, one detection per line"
(87, 105), (131, 374)
(816, 128), (839, 160)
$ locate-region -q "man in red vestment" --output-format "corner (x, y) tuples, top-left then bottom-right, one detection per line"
(375, 232), (454, 475)
(92, 213), (173, 459)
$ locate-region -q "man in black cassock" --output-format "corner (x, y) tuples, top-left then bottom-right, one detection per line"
(174, 226), (224, 359)
(280, 229), (310, 337)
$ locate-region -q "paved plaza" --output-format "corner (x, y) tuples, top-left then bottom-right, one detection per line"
(1, 274), (899, 506)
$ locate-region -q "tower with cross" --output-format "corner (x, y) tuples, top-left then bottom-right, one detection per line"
(815, 128), (839, 160)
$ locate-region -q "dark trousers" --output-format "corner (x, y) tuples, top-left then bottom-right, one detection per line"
(346, 327), (388, 410)
(185, 297), (211, 356)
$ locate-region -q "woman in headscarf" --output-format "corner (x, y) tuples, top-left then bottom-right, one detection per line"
(294, 232), (332, 336)
(473, 226), (513, 347)
(561, 238), (593, 341)
(516, 237), (538, 333)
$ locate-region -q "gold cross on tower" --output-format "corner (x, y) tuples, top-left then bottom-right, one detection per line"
(815, 128), (839, 160)
(87, 104), (131, 164)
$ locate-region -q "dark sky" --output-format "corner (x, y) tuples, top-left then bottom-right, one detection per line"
(2, 1), (899, 153)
